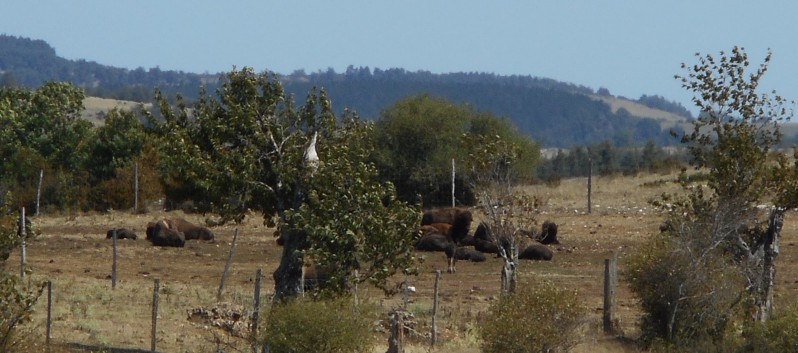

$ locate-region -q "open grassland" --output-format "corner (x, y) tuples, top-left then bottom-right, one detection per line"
(9, 172), (798, 353)
(81, 97), (152, 126)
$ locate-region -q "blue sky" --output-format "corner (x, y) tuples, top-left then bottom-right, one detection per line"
(2, 1), (797, 115)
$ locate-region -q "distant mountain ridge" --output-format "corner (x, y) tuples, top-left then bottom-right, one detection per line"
(0, 34), (694, 148)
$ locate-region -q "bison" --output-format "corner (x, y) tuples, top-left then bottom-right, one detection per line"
(518, 243), (553, 261)
(165, 218), (215, 241)
(421, 207), (472, 226)
(537, 220), (560, 245)
(415, 233), (455, 253)
(454, 247), (487, 262)
(146, 220), (186, 247)
(415, 209), (473, 273)
(106, 228), (137, 240)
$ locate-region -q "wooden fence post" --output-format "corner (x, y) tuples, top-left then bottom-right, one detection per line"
(36, 169), (43, 217)
(432, 270), (441, 346)
(217, 228), (239, 301)
(386, 310), (404, 353)
(451, 158), (456, 208)
(151, 278), (160, 353)
(402, 273), (409, 309)
(603, 256), (618, 334)
(46, 280), (52, 349)
(587, 158), (593, 214)
(19, 207), (26, 278)
(112, 230), (118, 289)
(251, 268), (262, 353)
(134, 162), (139, 212)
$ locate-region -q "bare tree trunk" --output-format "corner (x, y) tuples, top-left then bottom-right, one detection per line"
(272, 229), (307, 301)
(500, 246), (517, 293)
(754, 208), (784, 322)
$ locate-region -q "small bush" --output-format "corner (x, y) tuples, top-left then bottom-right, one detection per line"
(740, 301), (798, 353)
(479, 280), (587, 353)
(259, 297), (375, 353)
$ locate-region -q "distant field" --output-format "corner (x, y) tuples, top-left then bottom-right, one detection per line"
(593, 95), (689, 129)
(81, 97), (152, 126)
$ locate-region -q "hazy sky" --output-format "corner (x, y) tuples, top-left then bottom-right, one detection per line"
(2, 1), (797, 114)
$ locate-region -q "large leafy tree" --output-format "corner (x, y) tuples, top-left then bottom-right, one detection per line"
(373, 94), (539, 206)
(147, 68), (419, 300)
(0, 82), (92, 209)
(627, 47), (797, 347)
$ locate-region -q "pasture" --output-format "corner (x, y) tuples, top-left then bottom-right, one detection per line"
(9, 172), (798, 353)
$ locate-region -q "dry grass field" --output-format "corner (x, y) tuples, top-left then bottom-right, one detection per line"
(81, 97), (152, 126)
(8, 172), (798, 353)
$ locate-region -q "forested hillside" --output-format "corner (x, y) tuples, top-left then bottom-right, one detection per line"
(0, 34), (694, 147)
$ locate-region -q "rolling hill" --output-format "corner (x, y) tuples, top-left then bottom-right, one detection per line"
(2, 34), (702, 148)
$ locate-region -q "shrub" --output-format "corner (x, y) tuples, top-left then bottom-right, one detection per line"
(0, 192), (45, 352)
(479, 280), (587, 353)
(259, 297), (375, 353)
(740, 301), (798, 353)
(625, 230), (745, 348)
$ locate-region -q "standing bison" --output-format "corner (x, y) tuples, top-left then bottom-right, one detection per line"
(416, 207), (473, 273)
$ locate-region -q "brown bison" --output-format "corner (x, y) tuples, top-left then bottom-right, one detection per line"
(146, 220), (185, 247)
(518, 243), (553, 261)
(537, 220), (560, 245)
(165, 218), (215, 241)
(454, 247), (486, 262)
(415, 209), (473, 273)
(415, 233), (455, 253)
(421, 207), (472, 226)
(106, 228), (137, 240)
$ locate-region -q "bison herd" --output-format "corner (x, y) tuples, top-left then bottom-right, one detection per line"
(415, 207), (560, 273)
(106, 218), (215, 247)
(106, 210), (557, 274)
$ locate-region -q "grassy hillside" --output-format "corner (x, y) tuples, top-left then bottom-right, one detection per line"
(81, 97), (151, 126)
(594, 95), (690, 129)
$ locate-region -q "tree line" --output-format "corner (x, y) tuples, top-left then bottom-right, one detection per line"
(1, 34), (696, 149)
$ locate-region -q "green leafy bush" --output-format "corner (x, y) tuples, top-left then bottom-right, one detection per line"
(0, 192), (45, 352)
(479, 280), (587, 353)
(259, 298), (375, 353)
(740, 301), (798, 353)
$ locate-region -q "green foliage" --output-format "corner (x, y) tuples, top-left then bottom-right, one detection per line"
(259, 298), (375, 353)
(373, 94), (539, 206)
(83, 108), (147, 183)
(535, 140), (688, 182)
(147, 68), (419, 299)
(0, 82), (93, 211)
(628, 47), (797, 347)
(479, 280), (587, 353)
(626, 229), (745, 346)
(287, 118), (420, 294)
(740, 301), (798, 353)
(0, 193), (44, 352)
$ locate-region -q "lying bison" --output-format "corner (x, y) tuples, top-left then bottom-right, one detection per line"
(146, 220), (185, 247)
(518, 243), (553, 261)
(537, 220), (559, 245)
(455, 247), (486, 262)
(106, 228), (137, 240)
(166, 218), (215, 241)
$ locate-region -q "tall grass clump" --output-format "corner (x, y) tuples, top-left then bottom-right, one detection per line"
(479, 280), (587, 353)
